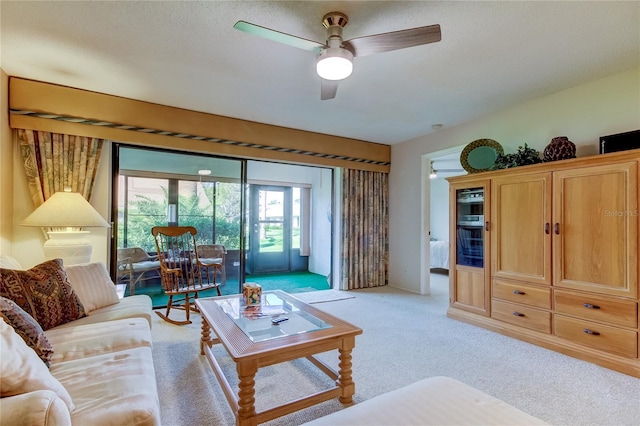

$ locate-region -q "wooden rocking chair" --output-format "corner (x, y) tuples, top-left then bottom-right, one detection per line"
(151, 226), (221, 325)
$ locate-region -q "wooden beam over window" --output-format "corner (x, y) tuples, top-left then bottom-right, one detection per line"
(9, 77), (390, 173)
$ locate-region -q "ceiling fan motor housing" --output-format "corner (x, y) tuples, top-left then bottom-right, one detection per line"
(322, 12), (348, 29)
(323, 12), (349, 49)
(317, 12), (353, 80)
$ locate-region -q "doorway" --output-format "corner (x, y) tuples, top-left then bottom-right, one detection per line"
(247, 184), (312, 275)
(248, 185), (291, 274)
(423, 148), (465, 295)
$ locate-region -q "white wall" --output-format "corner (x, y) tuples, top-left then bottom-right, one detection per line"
(247, 160), (316, 183)
(309, 168), (332, 277)
(429, 177), (450, 242)
(0, 70), (13, 257)
(390, 67), (640, 294)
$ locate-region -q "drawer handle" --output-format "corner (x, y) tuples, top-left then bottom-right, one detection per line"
(513, 290), (526, 295)
(583, 329), (600, 336)
(512, 311), (525, 317)
(583, 303), (600, 309)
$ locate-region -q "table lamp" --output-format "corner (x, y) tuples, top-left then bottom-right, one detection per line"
(21, 188), (110, 265)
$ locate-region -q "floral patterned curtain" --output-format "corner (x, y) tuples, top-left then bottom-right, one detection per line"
(340, 168), (389, 290)
(17, 129), (104, 208)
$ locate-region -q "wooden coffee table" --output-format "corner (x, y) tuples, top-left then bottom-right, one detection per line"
(196, 290), (362, 426)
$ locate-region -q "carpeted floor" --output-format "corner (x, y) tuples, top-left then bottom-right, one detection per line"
(151, 274), (640, 426)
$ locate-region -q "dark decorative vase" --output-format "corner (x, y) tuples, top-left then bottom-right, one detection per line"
(543, 136), (576, 162)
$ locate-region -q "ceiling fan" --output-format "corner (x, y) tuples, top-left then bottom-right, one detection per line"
(234, 12), (441, 100)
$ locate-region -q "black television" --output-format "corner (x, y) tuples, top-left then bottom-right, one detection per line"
(599, 129), (640, 154)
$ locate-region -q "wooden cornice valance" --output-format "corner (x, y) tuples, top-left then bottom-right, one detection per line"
(8, 77), (390, 173)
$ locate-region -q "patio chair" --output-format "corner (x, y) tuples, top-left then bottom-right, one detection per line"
(152, 226), (221, 325)
(116, 247), (161, 296)
(195, 244), (227, 286)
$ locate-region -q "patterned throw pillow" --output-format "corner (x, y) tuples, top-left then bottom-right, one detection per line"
(0, 259), (86, 330)
(0, 296), (54, 366)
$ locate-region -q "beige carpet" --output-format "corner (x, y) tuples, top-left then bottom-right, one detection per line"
(152, 276), (640, 426)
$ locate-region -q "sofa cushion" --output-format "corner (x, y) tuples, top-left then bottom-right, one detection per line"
(0, 258), (86, 330)
(0, 317), (74, 411)
(0, 296), (54, 366)
(45, 317), (152, 364)
(51, 346), (160, 426)
(64, 261), (120, 312)
(50, 294), (153, 329)
(0, 390), (72, 426)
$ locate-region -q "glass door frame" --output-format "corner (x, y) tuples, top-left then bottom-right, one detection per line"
(110, 143), (248, 294)
(247, 184), (292, 274)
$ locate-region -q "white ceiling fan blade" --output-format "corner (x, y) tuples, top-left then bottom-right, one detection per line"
(234, 21), (325, 53)
(344, 24), (441, 57)
(321, 79), (338, 100)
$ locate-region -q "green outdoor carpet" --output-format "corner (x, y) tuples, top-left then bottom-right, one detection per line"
(128, 271), (330, 309)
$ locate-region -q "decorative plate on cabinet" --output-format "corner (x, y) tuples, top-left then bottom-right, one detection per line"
(460, 139), (504, 173)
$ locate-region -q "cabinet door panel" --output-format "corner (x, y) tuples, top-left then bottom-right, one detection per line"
(453, 266), (487, 313)
(492, 173), (551, 285)
(449, 180), (491, 316)
(553, 162), (637, 298)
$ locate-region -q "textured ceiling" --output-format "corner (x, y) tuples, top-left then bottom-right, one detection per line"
(1, 1), (638, 145)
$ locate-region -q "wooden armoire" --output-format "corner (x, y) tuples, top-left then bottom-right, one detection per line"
(447, 148), (639, 377)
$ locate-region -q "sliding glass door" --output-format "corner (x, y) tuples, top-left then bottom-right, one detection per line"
(111, 148), (333, 299)
(112, 145), (246, 295)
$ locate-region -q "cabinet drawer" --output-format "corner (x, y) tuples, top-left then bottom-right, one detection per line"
(492, 279), (551, 309)
(554, 315), (638, 358)
(554, 289), (638, 328)
(491, 299), (551, 334)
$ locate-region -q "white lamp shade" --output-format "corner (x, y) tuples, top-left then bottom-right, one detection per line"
(317, 48), (353, 81)
(21, 190), (109, 228)
(21, 190), (108, 266)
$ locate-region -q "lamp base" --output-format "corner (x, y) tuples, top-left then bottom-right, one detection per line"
(44, 231), (93, 266)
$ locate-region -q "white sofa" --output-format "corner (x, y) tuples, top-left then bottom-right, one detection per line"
(0, 257), (160, 426)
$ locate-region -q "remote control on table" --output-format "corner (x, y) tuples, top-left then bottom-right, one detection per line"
(271, 316), (288, 325)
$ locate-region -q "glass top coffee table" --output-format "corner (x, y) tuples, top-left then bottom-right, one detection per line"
(196, 290), (362, 426)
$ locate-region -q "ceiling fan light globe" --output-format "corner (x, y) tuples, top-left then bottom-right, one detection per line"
(316, 48), (353, 81)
